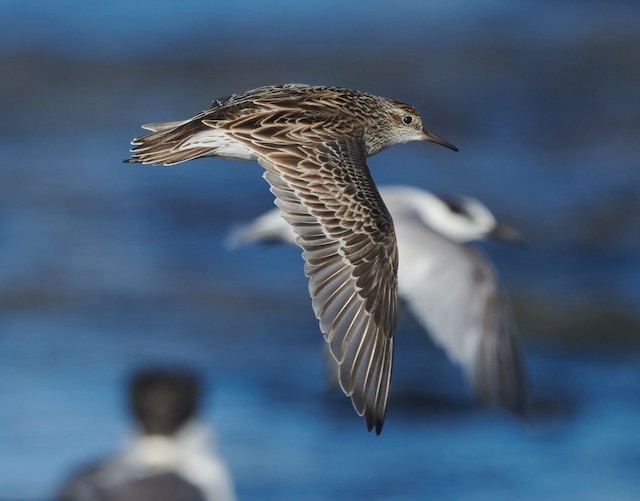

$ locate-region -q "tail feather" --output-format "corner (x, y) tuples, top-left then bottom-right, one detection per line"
(138, 146), (213, 166)
(126, 118), (216, 166)
(126, 112), (256, 166)
(141, 120), (189, 132)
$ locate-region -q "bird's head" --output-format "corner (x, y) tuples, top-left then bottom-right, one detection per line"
(428, 194), (523, 244)
(373, 99), (458, 154)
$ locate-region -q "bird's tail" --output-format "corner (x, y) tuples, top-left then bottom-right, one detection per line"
(124, 117), (217, 166)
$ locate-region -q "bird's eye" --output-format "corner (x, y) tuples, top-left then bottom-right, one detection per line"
(402, 115), (413, 125)
(441, 197), (467, 216)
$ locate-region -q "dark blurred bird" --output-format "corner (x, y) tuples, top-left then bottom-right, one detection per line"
(55, 368), (236, 501)
(229, 185), (528, 416)
(125, 83), (458, 434)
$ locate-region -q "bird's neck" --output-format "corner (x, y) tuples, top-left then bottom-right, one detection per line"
(121, 421), (213, 471)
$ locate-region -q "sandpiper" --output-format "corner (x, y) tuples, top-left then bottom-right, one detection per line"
(126, 84), (458, 434)
(230, 185), (528, 417)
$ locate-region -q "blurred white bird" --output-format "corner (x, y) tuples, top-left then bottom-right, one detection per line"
(228, 185), (528, 416)
(55, 368), (236, 501)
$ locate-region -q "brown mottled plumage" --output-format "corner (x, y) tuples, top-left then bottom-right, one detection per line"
(126, 83), (457, 434)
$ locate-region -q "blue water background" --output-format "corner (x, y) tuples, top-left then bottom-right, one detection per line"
(1, 1), (640, 499)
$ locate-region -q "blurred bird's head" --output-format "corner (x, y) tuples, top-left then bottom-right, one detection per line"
(129, 368), (202, 436)
(384, 187), (522, 244)
(429, 194), (523, 244)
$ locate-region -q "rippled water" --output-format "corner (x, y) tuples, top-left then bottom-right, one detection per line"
(1, 1), (640, 499)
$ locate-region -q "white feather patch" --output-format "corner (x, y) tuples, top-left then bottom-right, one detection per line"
(178, 130), (255, 160)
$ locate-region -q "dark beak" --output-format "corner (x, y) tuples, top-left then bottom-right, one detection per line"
(488, 223), (526, 244)
(421, 130), (459, 152)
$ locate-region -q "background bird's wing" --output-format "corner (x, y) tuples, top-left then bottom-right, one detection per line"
(232, 130), (398, 434)
(393, 217), (527, 415)
(225, 206), (297, 248)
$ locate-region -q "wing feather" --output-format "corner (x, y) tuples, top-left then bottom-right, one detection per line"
(385, 202), (527, 415)
(256, 137), (397, 434)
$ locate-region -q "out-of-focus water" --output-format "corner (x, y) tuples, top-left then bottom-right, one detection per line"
(1, 1), (640, 499)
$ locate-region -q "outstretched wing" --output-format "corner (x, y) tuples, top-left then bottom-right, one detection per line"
(248, 135), (398, 434)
